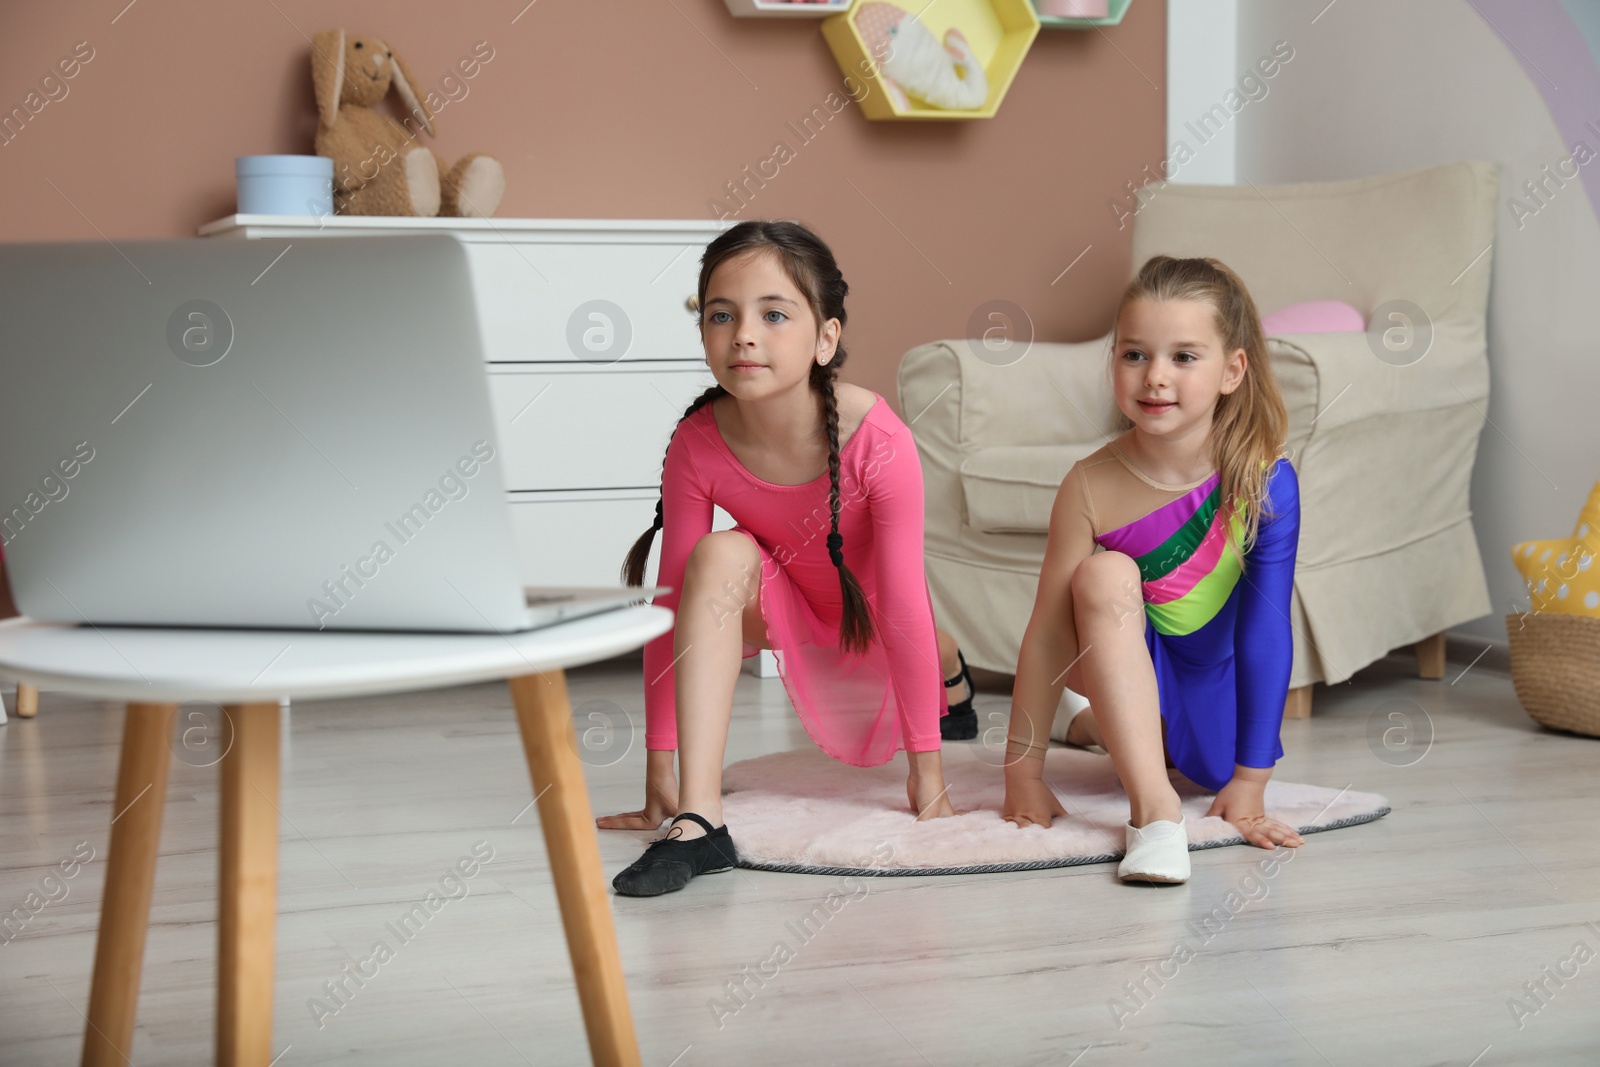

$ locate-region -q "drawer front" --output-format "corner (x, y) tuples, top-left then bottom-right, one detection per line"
(489, 366), (717, 491)
(468, 242), (705, 363)
(509, 494), (734, 587)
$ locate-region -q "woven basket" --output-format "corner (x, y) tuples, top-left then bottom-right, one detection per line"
(1506, 612), (1600, 737)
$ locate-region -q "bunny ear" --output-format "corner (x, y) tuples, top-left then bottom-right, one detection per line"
(385, 45), (434, 137)
(311, 29), (345, 130)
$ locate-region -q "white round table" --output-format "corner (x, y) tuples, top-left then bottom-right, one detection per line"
(0, 606), (672, 1067)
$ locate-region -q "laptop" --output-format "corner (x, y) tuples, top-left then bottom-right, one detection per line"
(0, 234), (654, 633)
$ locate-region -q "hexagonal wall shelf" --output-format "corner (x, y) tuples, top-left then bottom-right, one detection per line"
(724, 0), (851, 17)
(822, 0), (1040, 120)
(1032, 0), (1132, 29)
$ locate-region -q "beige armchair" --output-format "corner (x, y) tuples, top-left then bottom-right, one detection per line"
(898, 160), (1497, 715)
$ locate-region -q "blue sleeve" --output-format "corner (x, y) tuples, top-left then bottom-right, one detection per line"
(1234, 458), (1300, 769)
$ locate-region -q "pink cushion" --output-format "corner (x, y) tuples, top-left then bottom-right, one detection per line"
(1260, 300), (1366, 335)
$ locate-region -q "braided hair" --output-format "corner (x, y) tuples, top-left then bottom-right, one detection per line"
(620, 219), (875, 655)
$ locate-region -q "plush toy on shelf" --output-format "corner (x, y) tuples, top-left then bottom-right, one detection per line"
(310, 28), (504, 217)
(854, 2), (990, 111)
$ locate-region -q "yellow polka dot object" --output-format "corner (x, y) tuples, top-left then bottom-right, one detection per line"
(1512, 480), (1600, 618)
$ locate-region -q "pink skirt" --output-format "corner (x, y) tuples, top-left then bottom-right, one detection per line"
(732, 526), (929, 768)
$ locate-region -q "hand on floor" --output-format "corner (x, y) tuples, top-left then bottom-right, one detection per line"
(1001, 776), (1067, 829)
(596, 808), (673, 831)
(1205, 776), (1304, 848)
(907, 773), (961, 820)
(596, 773), (679, 831)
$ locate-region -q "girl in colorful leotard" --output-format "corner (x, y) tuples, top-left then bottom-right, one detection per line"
(1003, 255), (1304, 884)
(604, 220), (967, 897)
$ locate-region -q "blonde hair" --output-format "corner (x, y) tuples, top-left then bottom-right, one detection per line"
(1112, 255), (1288, 554)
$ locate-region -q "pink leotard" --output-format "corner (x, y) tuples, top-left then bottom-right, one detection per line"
(642, 394), (945, 766)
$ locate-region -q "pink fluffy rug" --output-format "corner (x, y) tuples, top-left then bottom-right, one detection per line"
(719, 745), (1389, 875)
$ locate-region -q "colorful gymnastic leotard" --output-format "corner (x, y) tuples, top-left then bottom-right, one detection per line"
(642, 394), (945, 767)
(1063, 441), (1301, 791)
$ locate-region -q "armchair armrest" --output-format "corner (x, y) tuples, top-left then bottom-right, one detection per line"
(1271, 329), (1489, 571)
(1270, 329), (1492, 684)
(899, 335), (1118, 550)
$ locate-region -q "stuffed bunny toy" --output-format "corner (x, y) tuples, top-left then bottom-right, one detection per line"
(311, 28), (504, 217)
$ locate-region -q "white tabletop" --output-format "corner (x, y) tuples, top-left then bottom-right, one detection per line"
(0, 605), (672, 703)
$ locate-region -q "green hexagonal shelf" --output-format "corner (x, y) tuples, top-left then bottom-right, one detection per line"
(822, 0), (1040, 120)
(1032, 0), (1132, 29)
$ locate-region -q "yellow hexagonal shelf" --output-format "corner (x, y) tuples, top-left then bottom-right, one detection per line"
(823, 0), (1040, 120)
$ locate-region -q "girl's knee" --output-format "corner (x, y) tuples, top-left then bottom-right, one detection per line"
(685, 533), (763, 632)
(1071, 552), (1143, 631)
(685, 530), (758, 580)
(1071, 551), (1140, 601)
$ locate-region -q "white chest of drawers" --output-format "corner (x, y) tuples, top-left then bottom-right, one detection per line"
(198, 214), (727, 588)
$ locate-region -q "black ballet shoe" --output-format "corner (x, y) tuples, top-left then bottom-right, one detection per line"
(611, 812), (738, 897)
(940, 648), (977, 741)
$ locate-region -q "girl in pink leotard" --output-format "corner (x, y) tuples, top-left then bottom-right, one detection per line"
(605, 220), (966, 896)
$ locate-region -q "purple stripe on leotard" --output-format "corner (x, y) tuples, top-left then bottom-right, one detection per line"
(1097, 472), (1220, 557)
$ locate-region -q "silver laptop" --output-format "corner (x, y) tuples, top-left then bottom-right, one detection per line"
(0, 234), (652, 633)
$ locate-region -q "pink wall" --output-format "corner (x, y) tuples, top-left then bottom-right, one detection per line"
(0, 0), (1165, 408)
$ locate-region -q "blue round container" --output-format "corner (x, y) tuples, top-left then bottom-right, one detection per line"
(235, 155), (334, 217)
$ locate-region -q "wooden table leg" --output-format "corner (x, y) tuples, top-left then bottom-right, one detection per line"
(217, 703), (280, 1067)
(83, 703), (176, 1067)
(508, 672), (641, 1067)
(1416, 631), (1447, 680)
(16, 682), (38, 717)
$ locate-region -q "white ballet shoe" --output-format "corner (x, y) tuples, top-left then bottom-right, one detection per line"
(1117, 817), (1190, 884)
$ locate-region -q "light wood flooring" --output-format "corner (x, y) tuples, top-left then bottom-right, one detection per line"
(1, 652), (1597, 1065)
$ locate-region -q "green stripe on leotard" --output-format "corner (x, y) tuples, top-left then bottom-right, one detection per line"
(1096, 474), (1249, 638)
(1132, 485), (1220, 581)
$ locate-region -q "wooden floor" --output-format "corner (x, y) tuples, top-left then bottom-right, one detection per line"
(2, 653), (1597, 1066)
